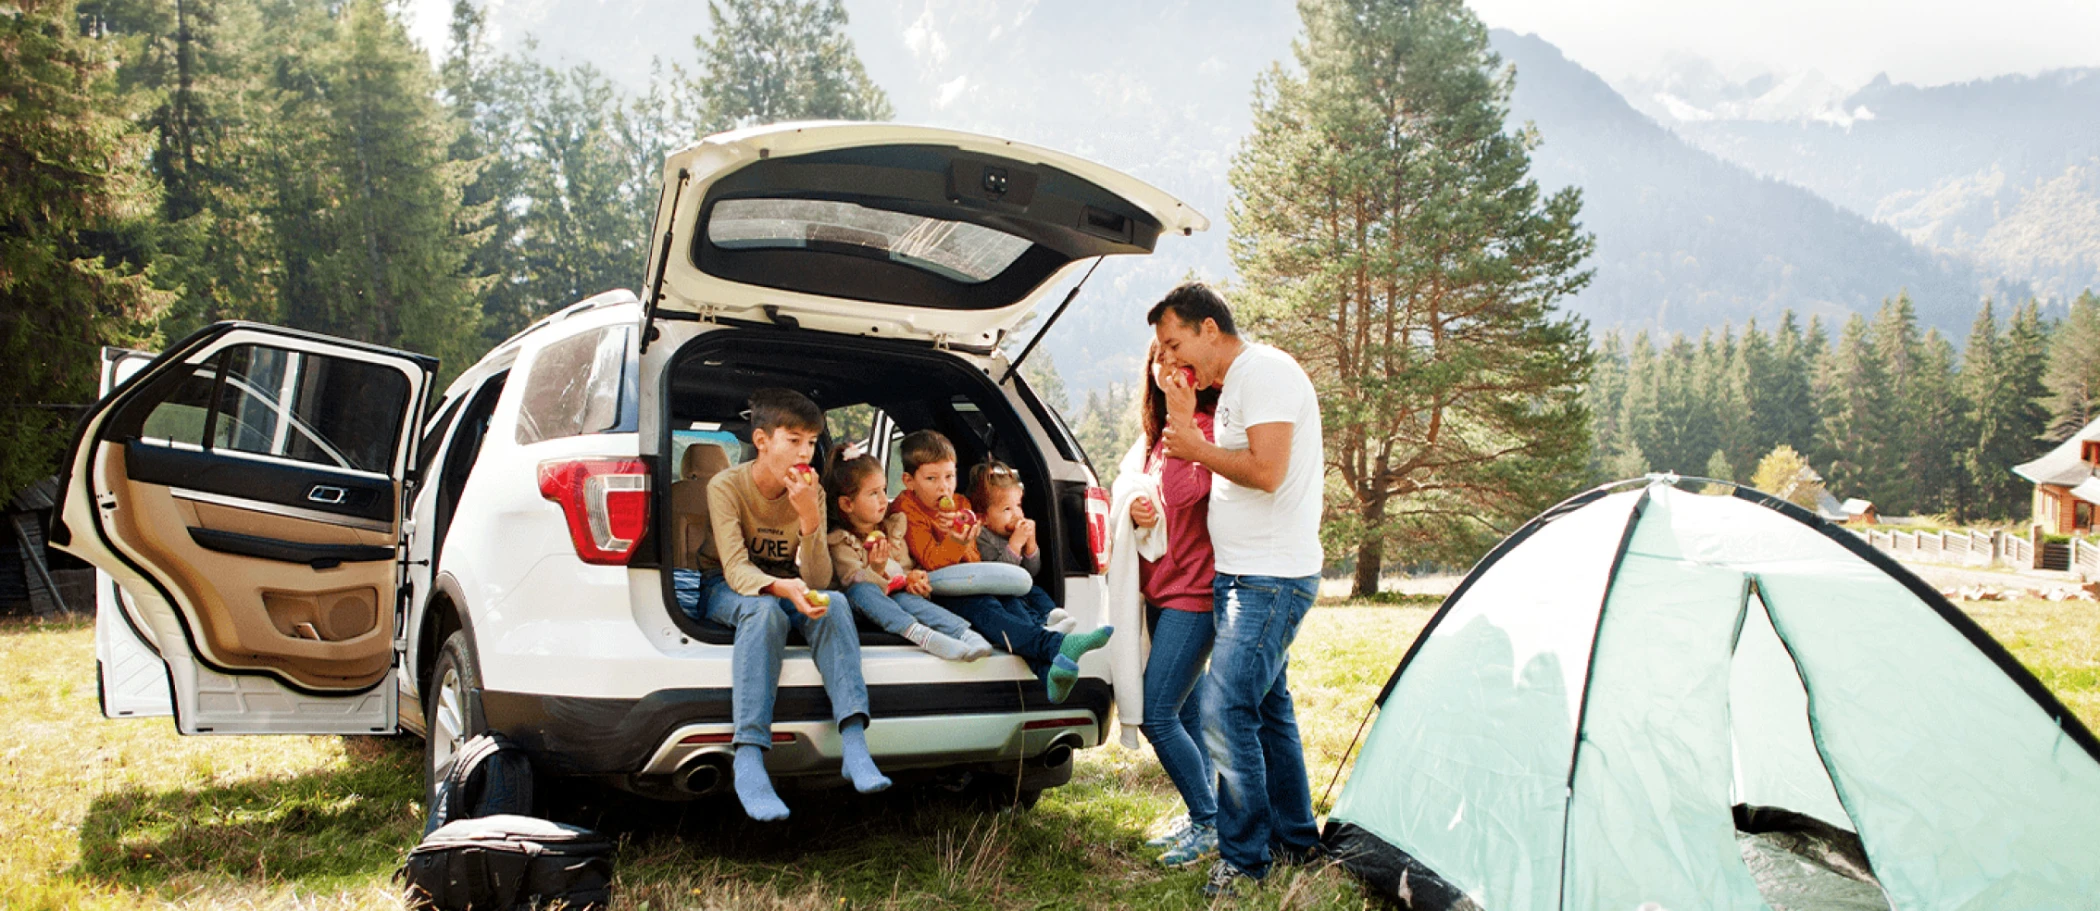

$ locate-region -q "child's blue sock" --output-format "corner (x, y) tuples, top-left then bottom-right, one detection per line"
(733, 744), (790, 821)
(838, 717), (891, 793)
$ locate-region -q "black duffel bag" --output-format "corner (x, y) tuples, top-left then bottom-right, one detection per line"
(398, 814), (613, 911)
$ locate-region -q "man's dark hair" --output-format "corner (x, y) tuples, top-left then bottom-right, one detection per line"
(898, 429), (957, 476)
(747, 387), (824, 434)
(1146, 281), (1237, 336)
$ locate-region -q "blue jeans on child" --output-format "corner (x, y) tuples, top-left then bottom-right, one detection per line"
(1143, 605), (1217, 829)
(1203, 573), (1321, 879)
(844, 582), (975, 639)
(939, 591), (1063, 675)
(679, 571), (870, 750)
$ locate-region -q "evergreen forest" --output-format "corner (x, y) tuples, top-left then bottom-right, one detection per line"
(0, 0), (886, 495)
(1590, 290), (2100, 523)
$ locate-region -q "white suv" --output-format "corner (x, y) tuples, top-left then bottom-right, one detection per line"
(55, 123), (1207, 805)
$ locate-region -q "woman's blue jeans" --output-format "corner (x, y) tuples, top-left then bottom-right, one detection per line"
(1143, 605), (1217, 828)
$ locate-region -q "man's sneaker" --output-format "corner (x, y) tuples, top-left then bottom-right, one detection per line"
(1144, 814), (1192, 848)
(1202, 859), (1256, 898)
(1157, 822), (1217, 867)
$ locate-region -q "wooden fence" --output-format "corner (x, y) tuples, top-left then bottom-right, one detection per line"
(1857, 527), (2043, 573)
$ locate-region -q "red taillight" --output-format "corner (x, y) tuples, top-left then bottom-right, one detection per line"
(1084, 486), (1110, 574)
(1023, 716), (1093, 731)
(537, 458), (650, 565)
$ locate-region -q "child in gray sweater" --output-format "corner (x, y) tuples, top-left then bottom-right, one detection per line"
(967, 461), (1059, 625)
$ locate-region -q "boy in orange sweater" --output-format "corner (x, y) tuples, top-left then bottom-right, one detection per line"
(887, 430), (1110, 703)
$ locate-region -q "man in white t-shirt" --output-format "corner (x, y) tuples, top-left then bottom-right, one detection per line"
(1150, 282), (1324, 897)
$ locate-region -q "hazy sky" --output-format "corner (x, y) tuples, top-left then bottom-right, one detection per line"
(1467, 0), (2100, 86)
(406, 0), (2100, 92)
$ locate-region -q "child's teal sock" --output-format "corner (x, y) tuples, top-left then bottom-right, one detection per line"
(1045, 626), (1112, 704)
(733, 744), (790, 821)
(838, 717), (891, 794)
(1059, 625), (1113, 661)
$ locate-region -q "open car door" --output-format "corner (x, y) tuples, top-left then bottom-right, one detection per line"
(53, 324), (433, 735)
(94, 346), (174, 719)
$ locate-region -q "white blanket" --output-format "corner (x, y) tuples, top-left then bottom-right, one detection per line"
(1106, 442), (1166, 748)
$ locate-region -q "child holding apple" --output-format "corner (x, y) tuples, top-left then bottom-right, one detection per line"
(684, 388), (889, 821)
(821, 449), (993, 661)
(887, 430), (1111, 704)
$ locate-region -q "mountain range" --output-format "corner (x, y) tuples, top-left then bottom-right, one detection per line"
(425, 0), (2098, 392)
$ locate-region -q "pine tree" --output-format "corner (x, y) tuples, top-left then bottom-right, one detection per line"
(271, 0), (480, 371)
(683, 0), (892, 131)
(2044, 289), (2100, 439)
(1584, 332), (1628, 479)
(1818, 314), (1888, 502)
(505, 58), (653, 320)
(1229, 0), (1594, 594)
(1615, 331), (1660, 478)
(1960, 300), (2044, 521)
(1908, 329), (1968, 517)
(1868, 292), (1925, 513)
(1763, 311), (1819, 456)
(0, 0), (172, 494)
(85, 0), (282, 336)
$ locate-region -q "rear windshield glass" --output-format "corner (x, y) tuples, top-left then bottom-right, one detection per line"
(706, 198), (1032, 283)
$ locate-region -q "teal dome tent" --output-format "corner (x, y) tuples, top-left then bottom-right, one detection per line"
(1323, 477), (2100, 910)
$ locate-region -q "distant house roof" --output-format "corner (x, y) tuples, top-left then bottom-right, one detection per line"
(1816, 490), (1847, 522)
(2013, 417), (2100, 487)
(2072, 478), (2100, 506)
(1841, 498), (1875, 515)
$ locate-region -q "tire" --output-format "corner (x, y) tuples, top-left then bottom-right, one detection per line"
(424, 630), (486, 807)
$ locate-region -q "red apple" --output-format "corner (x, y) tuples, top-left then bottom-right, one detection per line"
(885, 575), (909, 595)
(1180, 365), (1197, 387)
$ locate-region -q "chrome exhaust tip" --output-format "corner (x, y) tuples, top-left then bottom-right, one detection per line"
(1039, 734), (1082, 769)
(676, 753), (733, 796)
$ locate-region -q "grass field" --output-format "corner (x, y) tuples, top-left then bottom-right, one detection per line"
(2, 598), (2094, 910)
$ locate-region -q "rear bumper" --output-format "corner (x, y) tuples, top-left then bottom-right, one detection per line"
(482, 678), (1111, 776)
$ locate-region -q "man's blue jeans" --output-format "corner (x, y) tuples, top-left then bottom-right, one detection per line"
(695, 573), (870, 750)
(1143, 605), (1217, 828)
(1204, 572), (1321, 878)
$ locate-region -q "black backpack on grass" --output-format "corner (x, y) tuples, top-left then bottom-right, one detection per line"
(400, 733), (615, 910)
(426, 732), (536, 836)
(398, 814), (613, 911)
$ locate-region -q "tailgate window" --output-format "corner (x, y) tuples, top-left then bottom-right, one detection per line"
(708, 198), (1031, 283)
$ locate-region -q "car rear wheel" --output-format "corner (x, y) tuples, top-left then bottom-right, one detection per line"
(424, 630), (485, 806)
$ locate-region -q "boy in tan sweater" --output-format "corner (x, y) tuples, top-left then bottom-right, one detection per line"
(685, 389), (888, 821)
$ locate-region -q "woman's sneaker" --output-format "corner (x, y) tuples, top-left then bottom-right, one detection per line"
(1156, 821), (1218, 867)
(1144, 814), (1192, 848)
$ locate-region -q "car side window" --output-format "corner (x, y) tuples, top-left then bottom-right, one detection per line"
(515, 326), (630, 446)
(205, 345), (409, 473)
(138, 364), (221, 449)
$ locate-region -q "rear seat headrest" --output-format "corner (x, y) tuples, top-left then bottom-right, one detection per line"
(680, 443), (732, 481)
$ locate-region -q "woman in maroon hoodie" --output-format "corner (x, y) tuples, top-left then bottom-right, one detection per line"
(1131, 341), (1223, 867)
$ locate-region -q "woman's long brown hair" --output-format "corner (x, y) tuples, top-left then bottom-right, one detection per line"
(1141, 339), (1220, 452)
